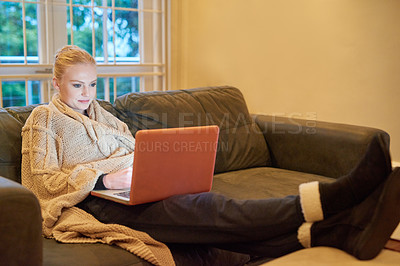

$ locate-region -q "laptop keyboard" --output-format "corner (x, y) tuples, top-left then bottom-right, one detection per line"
(114, 191), (130, 199)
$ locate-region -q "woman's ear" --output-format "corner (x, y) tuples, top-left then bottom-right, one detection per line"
(53, 77), (60, 91)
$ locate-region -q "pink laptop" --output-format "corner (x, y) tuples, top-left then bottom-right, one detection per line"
(91, 125), (219, 205)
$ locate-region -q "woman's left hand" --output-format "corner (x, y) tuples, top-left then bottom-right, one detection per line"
(102, 167), (133, 189)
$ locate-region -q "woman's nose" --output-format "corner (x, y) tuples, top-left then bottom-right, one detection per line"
(82, 86), (89, 96)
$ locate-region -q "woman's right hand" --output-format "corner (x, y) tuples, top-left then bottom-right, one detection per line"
(103, 167), (133, 189)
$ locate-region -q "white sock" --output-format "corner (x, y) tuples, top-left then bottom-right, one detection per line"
(297, 222), (313, 248)
(299, 181), (324, 222)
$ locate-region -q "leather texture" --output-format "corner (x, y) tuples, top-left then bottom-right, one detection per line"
(0, 177), (42, 266)
(43, 238), (152, 266)
(0, 108), (24, 183)
(212, 167), (333, 200)
(254, 114), (390, 179)
(113, 86), (271, 173)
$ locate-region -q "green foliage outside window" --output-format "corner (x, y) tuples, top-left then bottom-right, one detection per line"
(96, 77), (140, 103)
(1, 0), (141, 107)
(0, 2), (38, 61)
(2, 81), (25, 107)
(67, 0), (139, 61)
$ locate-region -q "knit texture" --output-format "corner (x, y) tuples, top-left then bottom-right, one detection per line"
(21, 94), (175, 266)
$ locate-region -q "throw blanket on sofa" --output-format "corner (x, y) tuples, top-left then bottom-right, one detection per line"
(21, 94), (174, 266)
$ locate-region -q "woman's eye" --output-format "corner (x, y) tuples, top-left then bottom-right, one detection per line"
(73, 84), (81, 88)
(90, 83), (97, 87)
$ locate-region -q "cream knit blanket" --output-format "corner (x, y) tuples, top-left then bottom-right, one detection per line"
(21, 94), (175, 266)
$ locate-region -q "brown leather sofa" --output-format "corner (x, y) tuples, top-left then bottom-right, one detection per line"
(0, 86), (390, 265)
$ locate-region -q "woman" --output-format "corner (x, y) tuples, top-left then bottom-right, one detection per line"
(21, 45), (400, 265)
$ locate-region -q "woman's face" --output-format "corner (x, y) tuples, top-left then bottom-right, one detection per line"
(53, 63), (97, 114)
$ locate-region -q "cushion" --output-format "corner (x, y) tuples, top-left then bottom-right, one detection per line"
(0, 108), (25, 182)
(5, 104), (41, 125)
(212, 167), (334, 200)
(114, 86), (271, 173)
(0, 104), (43, 183)
(43, 238), (251, 266)
(43, 238), (152, 266)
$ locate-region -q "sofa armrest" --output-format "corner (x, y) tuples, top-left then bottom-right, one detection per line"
(253, 114), (390, 178)
(0, 176), (42, 265)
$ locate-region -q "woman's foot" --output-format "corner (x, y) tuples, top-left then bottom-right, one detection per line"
(299, 134), (392, 222)
(298, 167), (400, 260)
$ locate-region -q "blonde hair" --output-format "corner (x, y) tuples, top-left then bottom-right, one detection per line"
(53, 45), (96, 80)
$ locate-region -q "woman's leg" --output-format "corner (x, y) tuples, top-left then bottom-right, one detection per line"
(216, 231), (303, 258)
(300, 134), (392, 222)
(299, 168), (400, 260)
(77, 135), (393, 258)
(77, 192), (304, 256)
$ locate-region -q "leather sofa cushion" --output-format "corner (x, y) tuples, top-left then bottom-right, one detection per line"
(43, 238), (152, 266)
(43, 238), (251, 266)
(0, 177), (42, 264)
(212, 167), (334, 200)
(0, 102), (118, 183)
(0, 108), (24, 182)
(0, 105), (42, 182)
(114, 86), (271, 173)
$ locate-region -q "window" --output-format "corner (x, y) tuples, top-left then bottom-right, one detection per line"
(0, 0), (168, 107)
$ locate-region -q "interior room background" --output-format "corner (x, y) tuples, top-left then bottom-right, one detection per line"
(170, 0), (400, 165)
(1, 0), (399, 165)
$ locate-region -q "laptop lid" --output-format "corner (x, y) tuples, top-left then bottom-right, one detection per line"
(91, 125), (219, 205)
(129, 125), (219, 205)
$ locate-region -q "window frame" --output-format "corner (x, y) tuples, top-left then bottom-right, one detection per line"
(0, 0), (170, 107)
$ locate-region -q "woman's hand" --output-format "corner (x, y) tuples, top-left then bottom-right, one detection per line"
(103, 167), (133, 189)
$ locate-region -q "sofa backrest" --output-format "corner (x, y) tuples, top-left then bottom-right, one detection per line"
(0, 101), (116, 183)
(114, 86), (271, 173)
(0, 86), (271, 182)
(0, 105), (38, 183)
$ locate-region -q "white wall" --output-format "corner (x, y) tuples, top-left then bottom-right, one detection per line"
(171, 0), (400, 162)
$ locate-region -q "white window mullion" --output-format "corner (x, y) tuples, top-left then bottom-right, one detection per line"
(112, 0), (116, 64)
(47, 79), (52, 102)
(91, 0), (95, 58)
(43, 80), (49, 103)
(138, 0), (145, 91)
(138, 0), (145, 63)
(25, 79), (29, 105)
(102, 0), (108, 64)
(153, 0), (161, 91)
(37, 0), (49, 64)
(45, 0), (50, 64)
(69, 0), (74, 44)
(163, 1), (168, 90)
(51, 0), (68, 55)
(113, 76), (117, 102)
(104, 77), (110, 102)
(37, 0), (50, 104)
(22, 1), (27, 65)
